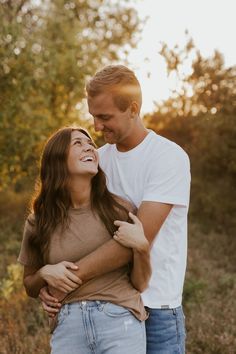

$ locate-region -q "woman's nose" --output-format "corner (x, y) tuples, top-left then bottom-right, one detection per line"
(83, 143), (94, 151)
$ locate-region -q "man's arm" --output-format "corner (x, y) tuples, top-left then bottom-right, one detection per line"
(36, 202), (172, 296)
(39, 201), (172, 312)
(73, 202), (172, 282)
(73, 239), (132, 282)
(114, 212), (152, 292)
(137, 201), (173, 243)
(131, 247), (151, 292)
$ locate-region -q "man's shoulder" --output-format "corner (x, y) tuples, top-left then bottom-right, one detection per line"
(149, 131), (189, 162)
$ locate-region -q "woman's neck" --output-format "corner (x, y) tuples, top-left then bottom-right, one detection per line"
(69, 177), (92, 208)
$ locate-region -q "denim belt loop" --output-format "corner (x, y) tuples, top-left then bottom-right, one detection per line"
(64, 303), (69, 315)
(96, 300), (104, 311)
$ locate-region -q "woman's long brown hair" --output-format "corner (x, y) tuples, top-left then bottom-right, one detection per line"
(29, 126), (129, 263)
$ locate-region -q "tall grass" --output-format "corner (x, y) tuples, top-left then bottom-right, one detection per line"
(0, 191), (235, 353)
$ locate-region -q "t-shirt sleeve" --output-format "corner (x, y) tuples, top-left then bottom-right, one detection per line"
(17, 215), (43, 268)
(143, 147), (191, 207)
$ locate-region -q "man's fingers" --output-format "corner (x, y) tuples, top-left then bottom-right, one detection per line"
(39, 287), (59, 303)
(42, 301), (59, 314)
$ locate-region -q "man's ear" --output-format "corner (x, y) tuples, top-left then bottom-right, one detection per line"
(130, 101), (139, 118)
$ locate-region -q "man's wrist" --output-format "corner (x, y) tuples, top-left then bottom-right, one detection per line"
(73, 262), (89, 282)
(133, 239), (150, 255)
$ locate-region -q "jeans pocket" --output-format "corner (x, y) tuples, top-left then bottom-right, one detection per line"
(103, 303), (131, 318)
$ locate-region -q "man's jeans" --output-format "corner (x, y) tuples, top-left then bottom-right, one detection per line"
(145, 306), (186, 354)
(50, 301), (146, 354)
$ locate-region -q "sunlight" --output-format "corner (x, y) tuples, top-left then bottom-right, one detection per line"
(127, 0), (236, 113)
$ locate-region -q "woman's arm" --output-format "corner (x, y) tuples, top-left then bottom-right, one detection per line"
(23, 261), (82, 298)
(113, 212), (152, 292)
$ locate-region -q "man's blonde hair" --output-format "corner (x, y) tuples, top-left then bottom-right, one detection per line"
(86, 65), (142, 112)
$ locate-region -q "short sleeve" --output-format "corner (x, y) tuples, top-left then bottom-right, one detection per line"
(17, 215), (43, 268)
(143, 147), (191, 207)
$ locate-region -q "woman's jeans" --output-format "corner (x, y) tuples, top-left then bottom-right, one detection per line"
(145, 306), (186, 354)
(50, 301), (146, 354)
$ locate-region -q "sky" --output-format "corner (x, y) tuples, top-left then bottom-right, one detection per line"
(127, 0), (236, 114)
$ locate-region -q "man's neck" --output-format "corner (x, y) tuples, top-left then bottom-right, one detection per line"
(116, 126), (149, 152)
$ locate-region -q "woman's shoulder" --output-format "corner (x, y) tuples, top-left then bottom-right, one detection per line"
(112, 194), (137, 214)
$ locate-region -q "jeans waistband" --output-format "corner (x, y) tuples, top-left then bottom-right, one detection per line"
(63, 300), (106, 311)
(145, 305), (183, 315)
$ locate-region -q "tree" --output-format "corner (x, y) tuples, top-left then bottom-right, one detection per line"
(151, 36), (236, 118)
(144, 39), (236, 233)
(0, 0), (141, 190)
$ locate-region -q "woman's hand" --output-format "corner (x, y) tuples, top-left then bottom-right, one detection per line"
(39, 261), (82, 294)
(113, 212), (149, 252)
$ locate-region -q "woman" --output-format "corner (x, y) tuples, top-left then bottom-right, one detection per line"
(18, 126), (151, 354)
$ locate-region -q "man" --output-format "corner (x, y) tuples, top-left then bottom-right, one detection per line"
(41, 65), (191, 353)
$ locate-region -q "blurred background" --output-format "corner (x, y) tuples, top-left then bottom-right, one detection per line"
(0, 0), (235, 352)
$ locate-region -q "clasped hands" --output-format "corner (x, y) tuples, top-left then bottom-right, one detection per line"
(39, 261), (82, 317)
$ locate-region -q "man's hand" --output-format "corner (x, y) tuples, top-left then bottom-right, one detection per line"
(39, 261), (82, 293)
(114, 212), (149, 253)
(39, 286), (62, 318)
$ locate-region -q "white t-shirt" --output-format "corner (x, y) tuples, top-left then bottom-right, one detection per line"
(98, 130), (191, 309)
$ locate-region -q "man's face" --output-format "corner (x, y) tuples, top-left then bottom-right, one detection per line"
(87, 91), (134, 146)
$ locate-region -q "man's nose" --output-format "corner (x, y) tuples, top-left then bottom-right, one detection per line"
(94, 118), (104, 132)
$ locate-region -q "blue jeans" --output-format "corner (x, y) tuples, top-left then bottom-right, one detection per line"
(145, 306), (186, 354)
(50, 301), (146, 354)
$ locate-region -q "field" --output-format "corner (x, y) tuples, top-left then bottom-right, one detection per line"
(0, 191), (235, 354)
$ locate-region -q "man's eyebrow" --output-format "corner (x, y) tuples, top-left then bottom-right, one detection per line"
(97, 114), (112, 119)
(90, 113), (111, 118)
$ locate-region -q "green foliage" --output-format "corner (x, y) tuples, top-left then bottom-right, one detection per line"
(0, 0), (141, 190)
(0, 263), (23, 298)
(146, 112), (236, 234)
(145, 38), (236, 234)
(183, 278), (206, 304)
(157, 36), (236, 117)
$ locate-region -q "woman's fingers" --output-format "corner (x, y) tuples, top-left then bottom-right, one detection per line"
(128, 212), (142, 226)
(59, 283), (76, 293)
(65, 269), (83, 285)
(114, 220), (126, 227)
(62, 261), (79, 270)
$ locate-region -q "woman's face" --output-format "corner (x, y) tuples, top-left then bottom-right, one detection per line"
(67, 130), (99, 177)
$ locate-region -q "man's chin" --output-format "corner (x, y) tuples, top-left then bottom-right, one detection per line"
(103, 133), (116, 144)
